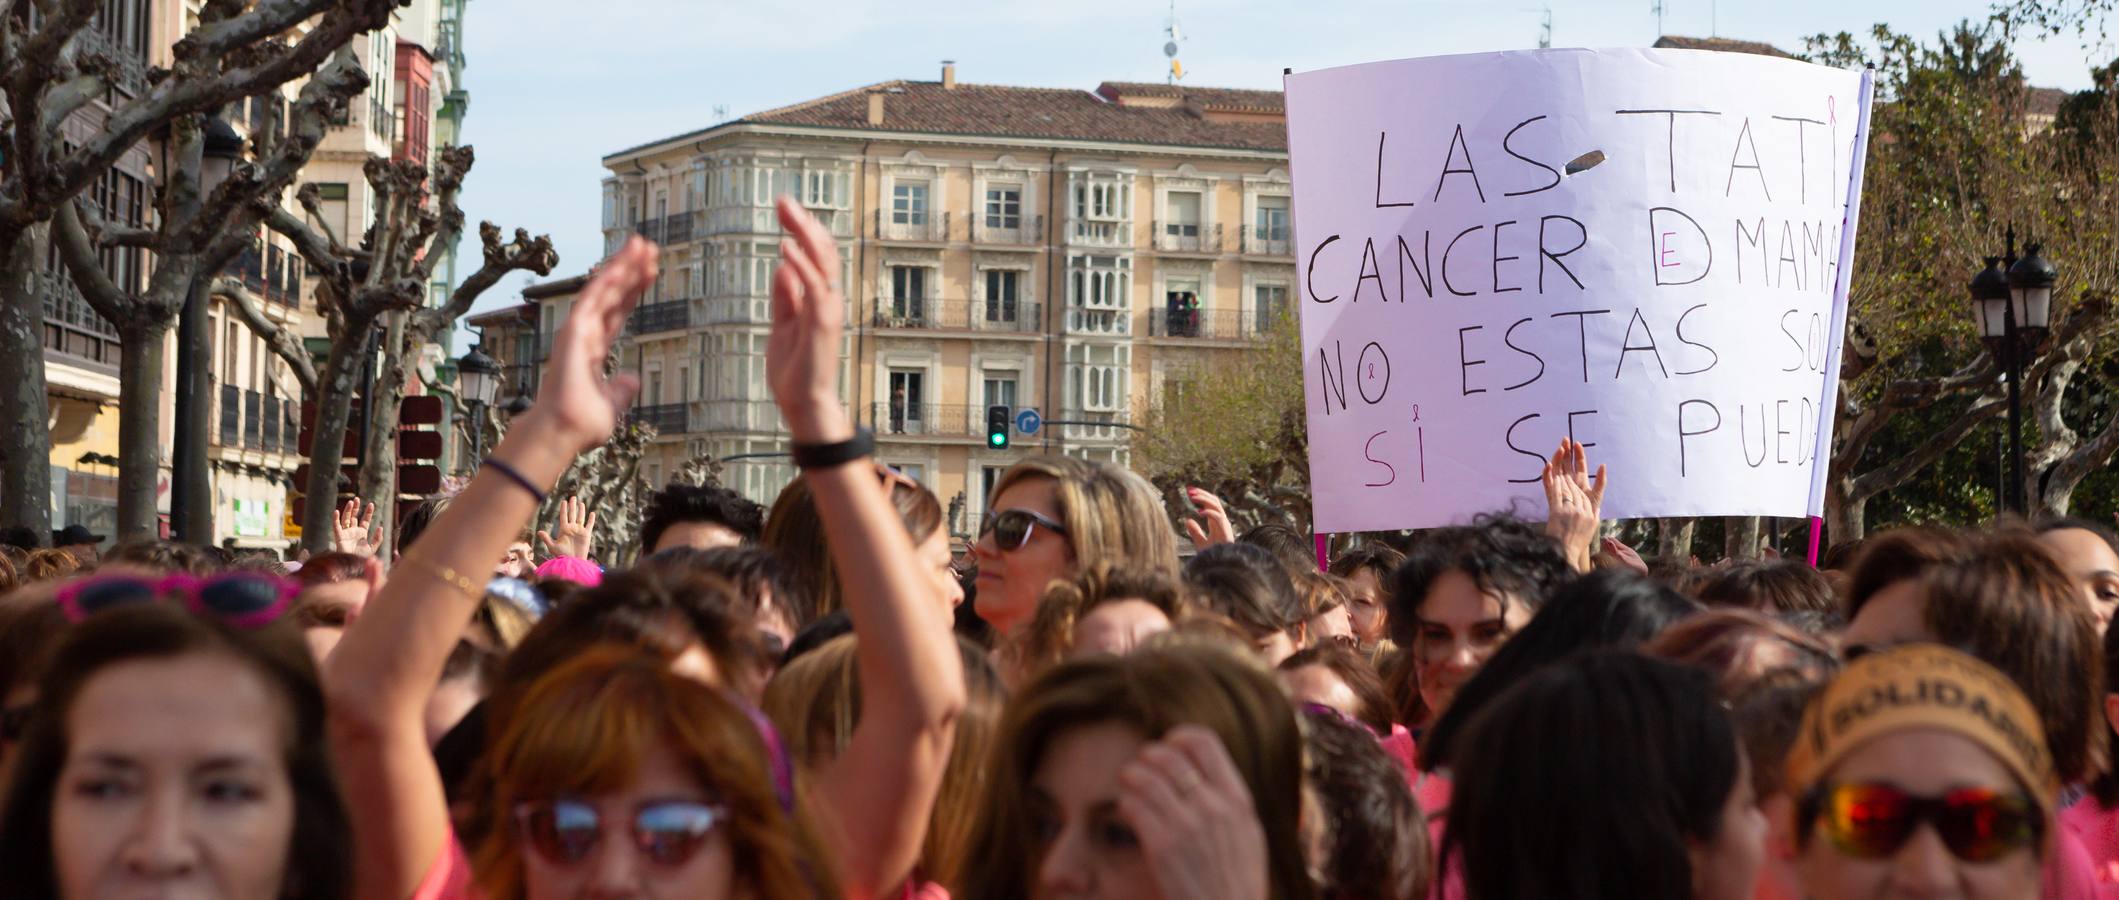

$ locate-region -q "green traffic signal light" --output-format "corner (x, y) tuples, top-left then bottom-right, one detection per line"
(986, 405), (1011, 450)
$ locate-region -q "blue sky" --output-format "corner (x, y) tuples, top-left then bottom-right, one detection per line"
(448, 0), (2113, 318)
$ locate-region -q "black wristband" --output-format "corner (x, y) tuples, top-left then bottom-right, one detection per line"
(791, 427), (875, 470)
(481, 457), (550, 505)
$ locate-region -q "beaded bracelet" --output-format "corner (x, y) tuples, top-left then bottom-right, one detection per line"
(395, 553), (482, 603)
(481, 456), (549, 505)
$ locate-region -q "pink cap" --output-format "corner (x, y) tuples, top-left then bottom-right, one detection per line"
(534, 555), (603, 587)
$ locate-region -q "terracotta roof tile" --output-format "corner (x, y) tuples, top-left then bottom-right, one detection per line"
(1652, 35), (1795, 58)
(610, 79), (1289, 160)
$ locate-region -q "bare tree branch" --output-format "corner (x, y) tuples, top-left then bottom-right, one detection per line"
(213, 275), (317, 391)
(55, 0), (394, 206)
(292, 182), (355, 254)
(50, 200), (131, 326)
(412, 222), (555, 336)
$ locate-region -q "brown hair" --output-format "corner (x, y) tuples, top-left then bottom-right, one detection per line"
(1692, 561), (1838, 616)
(763, 466), (944, 627)
(1279, 644), (1394, 734)
(1015, 562), (1185, 677)
(955, 642), (1316, 900)
(761, 634), (1004, 883)
(20, 549), (79, 583)
(0, 552), (17, 598)
(1295, 570), (1352, 619)
(98, 539), (216, 575)
(457, 569), (761, 850)
(0, 604), (351, 899)
(474, 645), (832, 900)
(1845, 526), (1969, 617)
(1642, 608), (1838, 697)
(1643, 608), (1839, 800)
(293, 551), (370, 588)
(1907, 529), (2105, 784)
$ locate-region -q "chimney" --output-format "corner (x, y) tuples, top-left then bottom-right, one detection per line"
(867, 91), (884, 126)
(942, 60), (957, 90)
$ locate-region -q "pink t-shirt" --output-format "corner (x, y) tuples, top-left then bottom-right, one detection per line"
(414, 828), (478, 900)
(2061, 797), (2119, 896)
(2046, 822), (2104, 900)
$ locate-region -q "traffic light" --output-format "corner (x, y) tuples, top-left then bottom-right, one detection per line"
(986, 405), (1012, 450)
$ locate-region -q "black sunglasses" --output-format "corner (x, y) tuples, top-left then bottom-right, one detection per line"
(980, 508), (1069, 552)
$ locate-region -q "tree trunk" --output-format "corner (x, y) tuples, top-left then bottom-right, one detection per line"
(0, 225), (55, 540)
(356, 310), (408, 558)
(299, 316), (373, 553)
(114, 319), (169, 541)
(1723, 516), (1762, 562)
(1656, 517), (1697, 562)
(1825, 492), (1868, 548)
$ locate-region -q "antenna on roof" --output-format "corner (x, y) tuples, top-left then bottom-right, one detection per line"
(712, 104), (729, 123)
(1651, 0), (1665, 37)
(1164, 0), (1186, 85)
(1522, 4), (1552, 48)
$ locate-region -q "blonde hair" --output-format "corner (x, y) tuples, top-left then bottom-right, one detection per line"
(762, 634), (1004, 885)
(1294, 570), (1351, 619)
(988, 457), (1178, 577)
(22, 549), (80, 583)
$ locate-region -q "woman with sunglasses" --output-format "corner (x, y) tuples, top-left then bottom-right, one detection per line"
(974, 457), (1177, 637)
(324, 208), (965, 900)
(0, 597), (353, 899)
(1781, 644), (2054, 900)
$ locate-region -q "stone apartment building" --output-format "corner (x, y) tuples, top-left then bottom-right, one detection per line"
(525, 66), (1295, 539)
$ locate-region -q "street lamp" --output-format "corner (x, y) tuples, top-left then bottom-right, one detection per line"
(501, 393), (533, 417)
(456, 342), (500, 461)
(1969, 229), (2058, 515)
(172, 114), (246, 545)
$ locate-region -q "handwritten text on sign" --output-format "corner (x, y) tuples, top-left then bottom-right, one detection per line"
(1286, 48), (1870, 533)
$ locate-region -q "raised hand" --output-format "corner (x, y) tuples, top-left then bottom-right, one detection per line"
(1601, 535), (1649, 574)
(335, 499), (378, 556)
(1182, 486), (1237, 549)
(1543, 439), (1607, 573)
(529, 237), (657, 455)
(768, 196), (853, 445)
(536, 495), (596, 561)
(1117, 725), (1270, 900)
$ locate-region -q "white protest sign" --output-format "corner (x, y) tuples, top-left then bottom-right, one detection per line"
(1285, 48), (1873, 533)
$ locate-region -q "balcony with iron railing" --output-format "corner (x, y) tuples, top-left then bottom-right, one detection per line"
(627, 300), (692, 336)
(1154, 222), (1225, 255)
(41, 272), (121, 373)
(695, 400), (785, 435)
(219, 385), (241, 447)
(1065, 304), (1131, 336)
(699, 205), (855, 238)
(629, 402), (690, 435)
(243, 390), (263, 450)
(974, 213), (1044, 246)
(263, 395), (284, 454)
(661, 212), (694, 244)
(633, 218), (665, 244)
(870, 299), (1041, 334)
(1241, 224), (1292, 257)
(877, 210), (950, 243)
(1068, 217), (1131, 247)
(1057, 409), (1133, 441)
(1148, 306), (1269, 342)
(872, 403), (979, 439)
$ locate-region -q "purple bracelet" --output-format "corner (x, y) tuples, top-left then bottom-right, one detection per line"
(480, 457), (549, 505)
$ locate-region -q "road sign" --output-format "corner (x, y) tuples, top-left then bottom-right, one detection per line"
(1015, 408), (1042, 435)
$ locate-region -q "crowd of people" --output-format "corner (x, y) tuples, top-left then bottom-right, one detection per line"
(1, 197), (2116, 899)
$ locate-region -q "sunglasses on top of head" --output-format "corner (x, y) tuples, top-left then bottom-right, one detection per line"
(979, 508), (1069, 552)
(1802, 781), (2041, 863)
(515, 799), (730, 868)
(55, 572), (298, 628)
